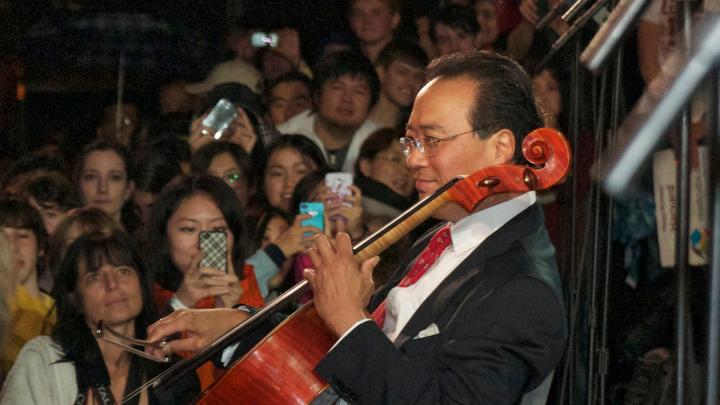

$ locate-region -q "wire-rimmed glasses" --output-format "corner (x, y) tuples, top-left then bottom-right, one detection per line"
(399, 129), (476, 157)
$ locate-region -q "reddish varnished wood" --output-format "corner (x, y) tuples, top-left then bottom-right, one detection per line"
(194, 304), (335, 405)
(448, 128), (571, 212)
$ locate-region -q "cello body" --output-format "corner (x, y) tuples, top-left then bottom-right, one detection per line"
(194, 304), (335, 404)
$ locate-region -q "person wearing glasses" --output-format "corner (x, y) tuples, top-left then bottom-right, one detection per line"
(146, 51), (567, 405)
(190, 142), (252, 210)
(0, 230), (199, 405)
(355, 128), (416, 229)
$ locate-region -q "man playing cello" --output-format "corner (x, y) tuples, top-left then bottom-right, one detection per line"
(147, 51), (568, 404)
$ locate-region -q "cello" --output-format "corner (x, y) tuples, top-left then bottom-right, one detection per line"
(124, 127), (571, 404)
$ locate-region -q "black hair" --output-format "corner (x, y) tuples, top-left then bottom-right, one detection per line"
(1, 151), (66, 192)
(133, 149), (182, 194)
(426, 51), (543, 162)
(312, 49), (381, 108)
(348, 0), (401, 14)
(256, 135), (329, 211)
(0, 197), (48, 255)
(265, 71), (313, 103)
(376, 40), (429, 70)
(148, 175), (247, 292)
(250, 207), (291, 254)
(429, 4), (481, 44)
(190, 141), (252, 186)
(52, 230), (156, 367)
(354, 128), (403, 175)
(288, 170), (329, 219)
(23, 173), (82, 212)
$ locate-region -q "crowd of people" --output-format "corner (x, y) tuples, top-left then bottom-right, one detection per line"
(0, 0), (705, 403)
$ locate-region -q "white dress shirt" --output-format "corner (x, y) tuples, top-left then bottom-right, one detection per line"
(336, 191), (537, 345)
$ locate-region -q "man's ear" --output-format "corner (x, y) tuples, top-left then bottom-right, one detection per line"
(490, 129), (516, 164)
(358, 158), (373, 178)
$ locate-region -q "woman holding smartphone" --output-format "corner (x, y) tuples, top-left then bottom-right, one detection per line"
(147, 175), (263, 313)
(146, 175), (264, 389)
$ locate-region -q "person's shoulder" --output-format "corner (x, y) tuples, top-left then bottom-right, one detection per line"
(18, 335), (62, 356)
(277, 110), (316, 134)
(357, 118), (380, 135)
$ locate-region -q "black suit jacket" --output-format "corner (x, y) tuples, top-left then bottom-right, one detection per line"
(315, 204), (567, 404)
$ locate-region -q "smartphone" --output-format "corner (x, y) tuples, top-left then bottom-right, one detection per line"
(201, 98), (237, 140)
(325, 172), (353, 206)
(251, 31), (279, 48)
(299, 202), (324, 237)
(199, 230), (228, 272)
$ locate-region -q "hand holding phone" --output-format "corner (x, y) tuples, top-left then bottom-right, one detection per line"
(299, 202), (324, 238)
(251, 31), (279, 48)
(199, 230), (228, 272)
(201, 98), (238, 140)
(325, 172), (353, 207)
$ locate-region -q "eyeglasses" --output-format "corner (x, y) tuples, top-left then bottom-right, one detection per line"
(399, 129), (476, 157)
(224, 173), (246, 189)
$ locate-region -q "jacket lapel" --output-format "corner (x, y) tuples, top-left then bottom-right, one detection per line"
(393, 205), (544, 348)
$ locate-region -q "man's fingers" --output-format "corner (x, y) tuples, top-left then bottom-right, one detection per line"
(303, 268), (317, 282)
(306, 245), (322, 270)
(361, 256), (380, 281)
(162, 335), (204, 355)
(147, 311), (192, 342)
(334, 232), (353, 255)
(313, 233), (335, 258)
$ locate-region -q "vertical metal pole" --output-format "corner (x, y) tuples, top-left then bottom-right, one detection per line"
(705, 67), (720, 405)
(675, 2), (694, 404)
(597, 39), (623, 405)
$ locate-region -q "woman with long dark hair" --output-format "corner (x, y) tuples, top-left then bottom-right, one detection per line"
(1, 230), (198, 404)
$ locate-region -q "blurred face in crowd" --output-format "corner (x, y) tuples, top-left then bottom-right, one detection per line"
(349, 0), (400, 45)
(268, 81), (313, 126)
(96, 103), (138, 147)
(264, 147), (316, 212)
(378, 60), (425, 108)
(260, 215), (290, 249)
(1, 226), (41, 289)
(359, 142), (414, 197)
(533, 69), (563, 123)
(27, 198), (70, 238)
(76, 261), (143, 329)
(78, 150), (134, 221)
(316, 74), (373, 131)
(159, 82), (194, 114)
(206, 152), (249, 208)
(132, 191), (156, 227)
(474, 0), (499, 47)
(166, 194), (234, 274)
(259, 50), (294, 82)
(433, 23), (476, 56)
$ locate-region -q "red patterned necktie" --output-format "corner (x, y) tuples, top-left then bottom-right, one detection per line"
(372, 224), (453, 328)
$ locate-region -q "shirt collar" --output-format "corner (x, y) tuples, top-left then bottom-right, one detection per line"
(450, 191), (537, 255)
